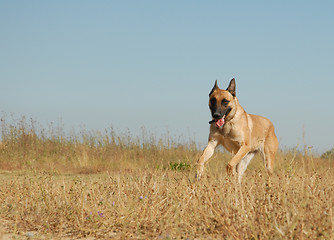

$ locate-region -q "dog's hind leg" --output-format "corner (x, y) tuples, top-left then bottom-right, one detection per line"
(263, 127), (278, 174)
(236, 152), (255, 183)
(196, 140), (218, 180)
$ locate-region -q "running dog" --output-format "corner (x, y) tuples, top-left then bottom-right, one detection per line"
(196, 78), (278, 183)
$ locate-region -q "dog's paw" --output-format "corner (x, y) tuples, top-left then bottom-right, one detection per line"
(196, 164), (204, 180)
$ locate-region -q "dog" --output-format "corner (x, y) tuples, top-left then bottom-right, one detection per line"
(196, 78), (278, 183)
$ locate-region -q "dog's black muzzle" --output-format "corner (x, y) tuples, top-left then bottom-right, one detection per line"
(209, 107), (231, 124)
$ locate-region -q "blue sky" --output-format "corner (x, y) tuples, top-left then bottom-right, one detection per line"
(1, 1), (333, 152)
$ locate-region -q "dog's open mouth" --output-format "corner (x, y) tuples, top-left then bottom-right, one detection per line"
(208, 108), (231, 128)
(215, 115), (225, 127)
(209, 115), (226, 128)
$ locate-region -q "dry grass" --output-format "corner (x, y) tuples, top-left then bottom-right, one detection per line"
(0, 117), (333, 239)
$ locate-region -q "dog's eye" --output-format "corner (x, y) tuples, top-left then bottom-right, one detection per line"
(210, 98), (216, 106)
(222, 99), (230, 105)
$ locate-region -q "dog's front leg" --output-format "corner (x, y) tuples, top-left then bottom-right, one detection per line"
(226, 144), (251, 175)
(196, 139), (218, 180)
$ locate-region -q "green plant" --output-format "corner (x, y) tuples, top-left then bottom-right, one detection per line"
(169, 162), (191, 171)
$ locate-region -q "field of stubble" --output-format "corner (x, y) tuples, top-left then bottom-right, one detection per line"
(0, 117), (333, 239)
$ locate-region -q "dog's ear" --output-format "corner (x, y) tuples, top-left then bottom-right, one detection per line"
(209, 80), (219, 96)
(226, 78), (236, 97)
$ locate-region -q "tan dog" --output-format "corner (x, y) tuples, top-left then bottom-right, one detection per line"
(197, 78), (278, 183)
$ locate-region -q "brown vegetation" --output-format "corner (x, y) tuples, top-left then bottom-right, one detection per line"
(0, 117), (333, 239)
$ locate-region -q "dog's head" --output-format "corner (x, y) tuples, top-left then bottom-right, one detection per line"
(208, 78), (236, 128)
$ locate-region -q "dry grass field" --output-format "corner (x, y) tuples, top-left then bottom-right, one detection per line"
(0, 117), (333, 239)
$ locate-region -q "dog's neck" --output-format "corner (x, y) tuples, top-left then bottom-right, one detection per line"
(225, 97), (243, 122)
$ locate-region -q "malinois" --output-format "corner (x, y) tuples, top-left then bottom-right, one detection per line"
(197, 78), (278, 183)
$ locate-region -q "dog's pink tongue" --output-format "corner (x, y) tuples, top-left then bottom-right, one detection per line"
(215, 116), (225, 127)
